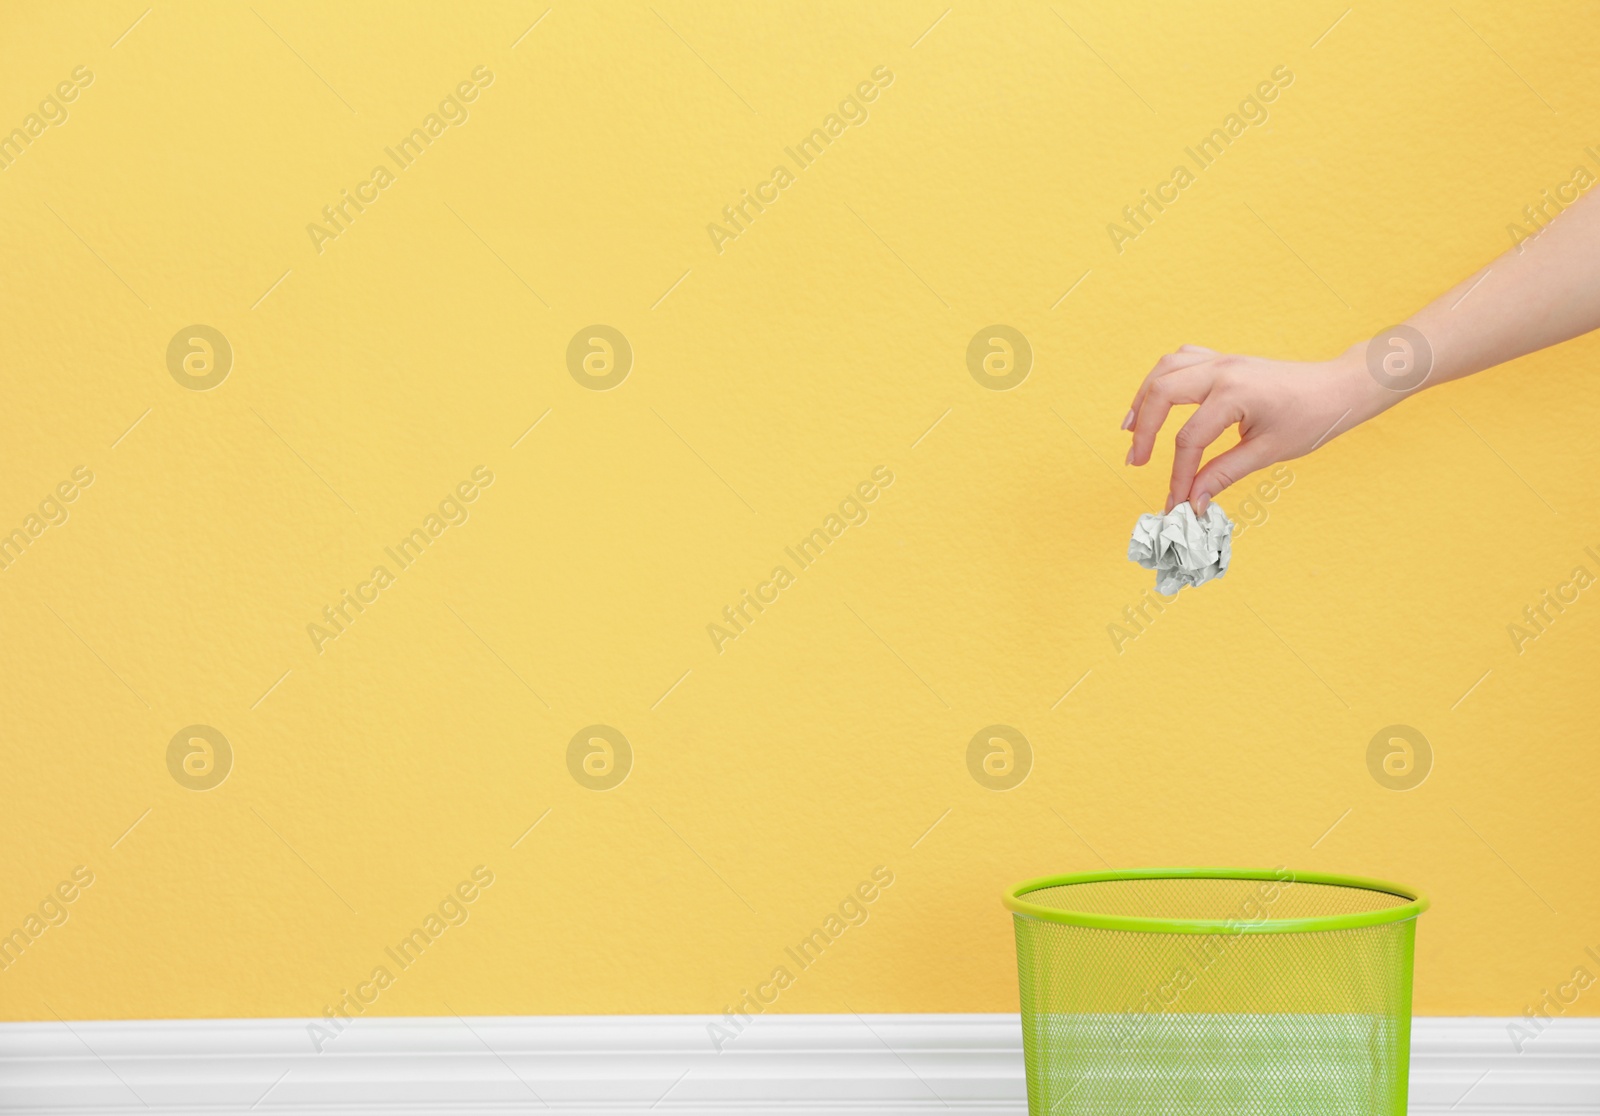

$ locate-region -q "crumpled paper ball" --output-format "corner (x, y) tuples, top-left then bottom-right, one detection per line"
(1128, 501), (1234, 593)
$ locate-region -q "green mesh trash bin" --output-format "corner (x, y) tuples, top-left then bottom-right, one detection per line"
(1004, 868), (1428, 1116)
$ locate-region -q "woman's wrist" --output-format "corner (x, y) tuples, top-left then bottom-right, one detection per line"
(1333, 341), (1415, 424)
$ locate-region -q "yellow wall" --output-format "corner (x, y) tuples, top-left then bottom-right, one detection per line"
(1, 1), (1596, 1023)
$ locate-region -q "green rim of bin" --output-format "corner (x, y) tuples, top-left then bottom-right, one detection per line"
(1004, 867), (1428, 935)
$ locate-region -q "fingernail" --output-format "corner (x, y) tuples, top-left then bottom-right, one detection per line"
(1193, 494), (1208, 513)
(1121, 409), (1134, 431)
(1125, 447), (1134, 465)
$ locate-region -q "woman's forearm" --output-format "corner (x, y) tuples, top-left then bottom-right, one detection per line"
(1394, 185), (1600, 391)
(1127, 182), (1600, 514)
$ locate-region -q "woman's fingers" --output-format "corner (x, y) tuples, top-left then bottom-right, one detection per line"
(1128, 364), (1220, 466)
(1124, 347), (1217, 429)
(1189, 438), (1279, 514)
(1166, 397), (1244, 511)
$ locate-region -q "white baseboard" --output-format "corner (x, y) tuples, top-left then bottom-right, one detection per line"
(1, 1014), (1594, 1114)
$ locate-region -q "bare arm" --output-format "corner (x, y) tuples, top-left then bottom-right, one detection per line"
(1125, 185), (1600, 513)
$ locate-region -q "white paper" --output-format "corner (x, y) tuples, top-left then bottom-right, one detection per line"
(1128, 501), (1234, 593)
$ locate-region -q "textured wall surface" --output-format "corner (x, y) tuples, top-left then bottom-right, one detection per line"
(0, 1), (1596, 1024)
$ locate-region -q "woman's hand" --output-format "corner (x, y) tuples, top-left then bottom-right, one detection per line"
(1125, 189), (1600, 514)
(1123, 344), (1389, 514)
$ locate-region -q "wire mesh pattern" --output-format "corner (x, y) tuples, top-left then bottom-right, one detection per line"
(1010, 872), (1421, 1116)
